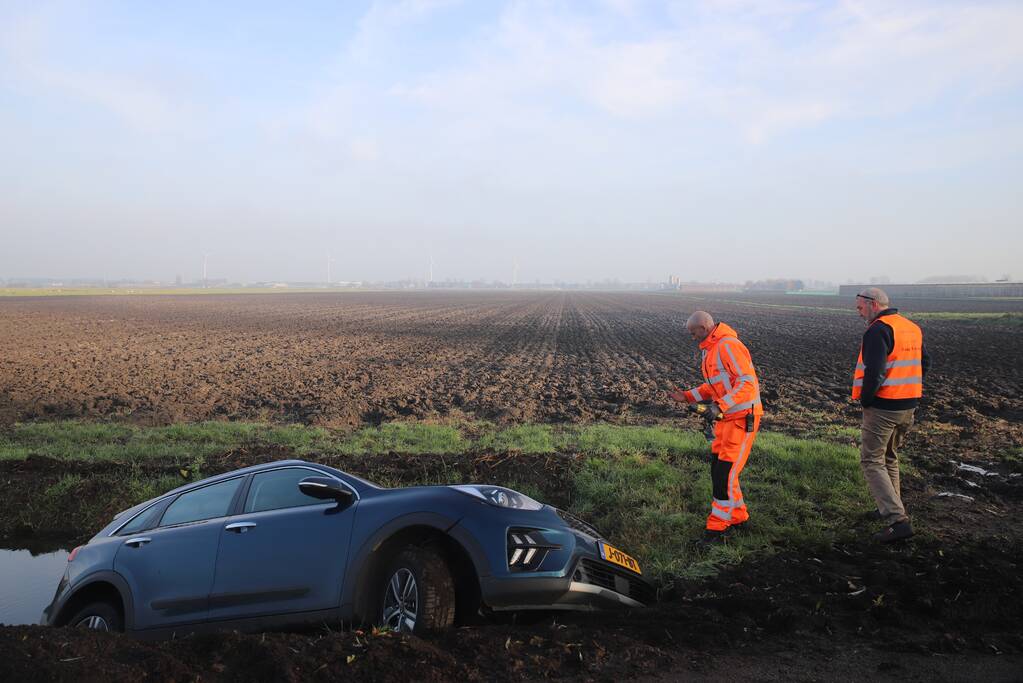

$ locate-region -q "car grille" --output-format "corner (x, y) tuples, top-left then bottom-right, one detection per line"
(576, 559), (656, 605)
(556, 508), (600, 538)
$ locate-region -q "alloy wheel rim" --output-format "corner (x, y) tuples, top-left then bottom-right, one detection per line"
(382, 568), (418, 632)
(76, 615), (109, 631)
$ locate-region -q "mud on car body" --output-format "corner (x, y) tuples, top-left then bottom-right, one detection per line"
(42, 459), (653, 636)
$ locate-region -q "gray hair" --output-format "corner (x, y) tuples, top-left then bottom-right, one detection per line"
(857, 287), (890, 307)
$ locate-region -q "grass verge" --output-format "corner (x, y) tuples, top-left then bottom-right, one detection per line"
(0, 420), (876, 582)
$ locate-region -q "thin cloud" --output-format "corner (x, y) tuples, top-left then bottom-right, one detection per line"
(0, 4), (192, 134)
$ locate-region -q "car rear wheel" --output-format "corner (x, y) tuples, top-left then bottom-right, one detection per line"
(68, 601), (123, 632)
(380, 544), (455, 634)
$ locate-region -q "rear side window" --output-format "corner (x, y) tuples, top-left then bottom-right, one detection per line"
(244, 468), (331, 514)
(160, 478), (243, 527)
(117, 506), (157, 535)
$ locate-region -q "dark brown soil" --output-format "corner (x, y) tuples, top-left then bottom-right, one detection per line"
(1, 291), (1022, 680)
(2, 291), (1019, 434)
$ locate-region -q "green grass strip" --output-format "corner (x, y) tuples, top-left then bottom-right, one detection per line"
(1, 419), (879, 582)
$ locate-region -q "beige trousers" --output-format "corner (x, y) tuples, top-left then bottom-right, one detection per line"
(860, 407), (915, 524)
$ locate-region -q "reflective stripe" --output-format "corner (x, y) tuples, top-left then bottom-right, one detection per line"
(880, 376), (923, 387)
(713, 497), (745, 509)
(707, 359), (732, 391)
(720, 340), (741, 371)
(721, 374), (757, 408)
(858, 359), (920, 371)
(716, 347), (732, 388)
(710, 502), (733, 521)
(724, 395), (761, 414)
(708, 347), (732, 392)
(887, 359), (921, 368)
(691, 387), (703, 401)
(853, 379), (863, 387)
(729, 427), (755, 508)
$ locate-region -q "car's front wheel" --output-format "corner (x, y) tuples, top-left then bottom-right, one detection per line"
(67, 601), (123, 632)
(380, 544), (455, 634)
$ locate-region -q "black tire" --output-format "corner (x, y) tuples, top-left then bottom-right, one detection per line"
(379, 543), (455, 634)
(67, 601), (123, 633)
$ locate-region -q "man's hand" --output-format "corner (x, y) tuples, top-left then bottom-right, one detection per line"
(667, 389), (687, 403)
(689, 401), (722, 420)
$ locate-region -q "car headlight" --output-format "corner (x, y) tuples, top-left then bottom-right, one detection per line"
(452, 485), (544, 511)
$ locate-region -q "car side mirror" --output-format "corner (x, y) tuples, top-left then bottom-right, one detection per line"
(299, 476), (355, 508)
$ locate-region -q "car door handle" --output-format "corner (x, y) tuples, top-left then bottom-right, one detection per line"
(123, 537), (151, 548)
(225, 522), (257, 534)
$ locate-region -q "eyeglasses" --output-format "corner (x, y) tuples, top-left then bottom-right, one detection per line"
(856, 294), (876, 302)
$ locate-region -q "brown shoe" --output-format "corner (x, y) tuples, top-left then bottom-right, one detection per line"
(873, 521), (913, 543)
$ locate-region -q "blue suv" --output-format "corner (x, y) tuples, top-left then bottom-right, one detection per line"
(43, 459), (653, 636)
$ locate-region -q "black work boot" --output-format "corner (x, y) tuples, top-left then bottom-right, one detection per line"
(873, 521), (913, 543)
(700, 529), (729, 545)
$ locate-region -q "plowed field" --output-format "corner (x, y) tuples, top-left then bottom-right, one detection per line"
(3, 291), (1021, 440)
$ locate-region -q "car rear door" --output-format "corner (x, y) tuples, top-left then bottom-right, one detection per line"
(208, 466), (357, 623)
(113, 476), (244, 631)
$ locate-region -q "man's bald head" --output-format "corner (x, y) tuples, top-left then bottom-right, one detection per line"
(686, 311), (715, 343)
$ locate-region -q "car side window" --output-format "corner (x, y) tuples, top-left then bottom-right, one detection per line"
(117, 506), (157, 535)
(160, 478), (243, 527)
(244, 468), (331, 514)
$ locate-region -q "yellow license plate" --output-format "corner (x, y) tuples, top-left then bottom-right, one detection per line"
(599, 543), (642, 575)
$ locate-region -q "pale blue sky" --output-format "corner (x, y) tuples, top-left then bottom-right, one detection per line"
(1, 0), (1021, 284)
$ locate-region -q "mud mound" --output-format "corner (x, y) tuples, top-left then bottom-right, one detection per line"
(3, 534), (1021, 681)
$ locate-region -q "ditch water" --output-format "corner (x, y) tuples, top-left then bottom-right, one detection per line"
(0, 548), (69, 625)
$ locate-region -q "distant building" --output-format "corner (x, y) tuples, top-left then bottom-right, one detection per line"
(838, 282), (1023, 298)
(744, 278), (804, 292)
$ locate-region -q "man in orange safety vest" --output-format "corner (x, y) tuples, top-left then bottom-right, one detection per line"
(669, 311), (763, 543)
(853, 287), (930, 543)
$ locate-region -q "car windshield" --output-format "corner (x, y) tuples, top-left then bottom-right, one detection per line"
(347, 473), (380, 488)
(325, 467), (379, 489)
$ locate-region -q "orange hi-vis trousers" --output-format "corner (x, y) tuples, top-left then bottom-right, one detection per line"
(707, 415), (760, 532)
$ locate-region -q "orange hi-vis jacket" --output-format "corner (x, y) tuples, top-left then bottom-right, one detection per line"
(682, 322), (763, 420)
(852, 313), (924, 401)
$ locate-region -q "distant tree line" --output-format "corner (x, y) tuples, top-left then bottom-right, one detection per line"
(743, 279), (804, 292)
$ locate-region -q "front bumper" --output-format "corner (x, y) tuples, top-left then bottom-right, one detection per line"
(481, 557), (654, 611)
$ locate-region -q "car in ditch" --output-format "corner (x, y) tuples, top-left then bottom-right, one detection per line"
(42, 459), (653, 636)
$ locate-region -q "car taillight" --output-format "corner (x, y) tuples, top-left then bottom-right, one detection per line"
(67, 546), (83, 562)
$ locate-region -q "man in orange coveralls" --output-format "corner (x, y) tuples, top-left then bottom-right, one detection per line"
(669, 311), (763, 543)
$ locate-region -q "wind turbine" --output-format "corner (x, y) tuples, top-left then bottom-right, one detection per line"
(428, 253), (434, 285)
(202, 253), (212, 288)
(326, 253), (336, 285)
(513, 258), (518, 287)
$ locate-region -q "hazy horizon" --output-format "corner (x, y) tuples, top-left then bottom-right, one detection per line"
(2, 1), (1021, 285)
